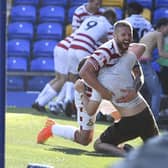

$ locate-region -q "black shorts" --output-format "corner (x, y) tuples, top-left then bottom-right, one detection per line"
(100, 107), (159, 145)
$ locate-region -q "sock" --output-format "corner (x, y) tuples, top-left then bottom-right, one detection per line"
(56, 83), (66, 102)
(52, 124), (78, 140)
(37, 84), (58, 106)
(35, 83), (50, 102)
(64, 81), (75, 102)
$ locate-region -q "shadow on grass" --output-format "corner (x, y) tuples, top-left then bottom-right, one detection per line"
(45, 144), (115, 157)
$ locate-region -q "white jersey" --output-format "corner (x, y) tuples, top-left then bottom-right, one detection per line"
(90, 39), (143, 108)
(125, 14), (153, 42)
(72, 3), (104, 32)
(70, 15), (113, 54)
(57, 34), (74, 50)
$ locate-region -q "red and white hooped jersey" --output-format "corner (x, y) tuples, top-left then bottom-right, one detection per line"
(72, 3), (104, 32)
(70, 15), (113, 54)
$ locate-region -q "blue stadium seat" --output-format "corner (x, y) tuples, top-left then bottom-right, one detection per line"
(7, 39), (30, 58)
(39, 6), (65, 24)
(126, 0), (153, 9)
(70, 0), (87, 7)
(13, 0), (39, 6)
(67, 6), (78, 23)
(155, 0), (168, 8)
(10, 5), (37, 23)
(27, 76), (53, 91)
(36, 22), (63, 41)
(113, 7), (123, 20)
(30, 57), (54, 72)
(8, 22), (34, 40)
(40, 0), (68, 7)
(7, 76), (25, 91)
(153, 8), (168, 25)
(7, 57), (28, 71)
(33, 40), (57, 57)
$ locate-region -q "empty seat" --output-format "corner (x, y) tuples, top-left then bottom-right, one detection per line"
(142, 8), (151, 21)
(7, 39), (30, 58)
(7, 76), (25, 91)
(8, 22), (34, 40)
(126, 0), (153, 9)
(153, 8), (168, 25)
(155, 0), (168, 8)
(27, 76), (53, 91)
(36, 22), (63, 41)
(113, 7), (123, 20)
(13, 0), (39, 6)
(67, 6), (78, 23)
(39, 6), (65, 24)
(10, 5), (37, 23)
(30, 57), (54, 72)
(69, 0), (87, 7)
(40, 0), (68, 7)
(102, 0), (124, 8)
(7, 56), (28, 71)
(33, 40), (57, 57)
(65, 24), (72, 36)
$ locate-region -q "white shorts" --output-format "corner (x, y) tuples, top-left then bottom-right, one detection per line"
(53, 46), (69, 75)
(68, 48), (91, 75)
(75, 91), (96, 130)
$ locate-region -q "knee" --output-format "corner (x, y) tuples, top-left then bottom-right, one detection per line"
(80, 137), (93, 146)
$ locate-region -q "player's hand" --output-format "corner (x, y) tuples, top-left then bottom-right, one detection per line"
(74, 79), (85, 93)
(116, 88), (137, 103)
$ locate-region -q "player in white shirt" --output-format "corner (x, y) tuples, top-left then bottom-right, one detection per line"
(125, 2), (153, 42)
(32, 34), (75, 112)
(72, 0), (104, 32)
(79, 20), (159, 156)
(68, 9), (115, 83)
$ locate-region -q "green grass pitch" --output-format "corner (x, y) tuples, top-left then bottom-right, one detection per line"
(6, 107), (142, 168)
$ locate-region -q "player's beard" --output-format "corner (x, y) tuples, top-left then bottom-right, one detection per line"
(117, 40), (130, 53)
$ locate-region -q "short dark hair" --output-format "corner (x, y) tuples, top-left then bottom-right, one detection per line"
(127, 2), (143, 16)
(114, 20), (133, 34)
(156, 18), (168, 29)
(103, 8), (117, 23)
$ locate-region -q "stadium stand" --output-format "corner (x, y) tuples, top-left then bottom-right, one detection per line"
(113, 7), (123, 20)
(36, 22), (63, 41)
(102, 0), (124, 8)
(7, 56), (28, 72)
(152, 8), (168, 25)
(69, 0), (87, 7)
(7, 76), (25, 91)
(8, 22), (34, 40)
(13, 0), (39, 6)
(126, 0), (153, 9)
(155, 0), (168, 8)
(30, 57), (54, 72)
(33, 40), (57, 58)
(65, 24), (73, 36)
(10, 5), (37, 23)
(67, 6), (78, 23)
(40, 0), (68, 7)
(38, 6), (65, 24)
(142, 8), (151, 21)
(27, 76), (53, 91)
(7, 39), (30, 58)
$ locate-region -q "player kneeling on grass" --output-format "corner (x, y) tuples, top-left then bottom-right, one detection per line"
(37, 78), (95, 145)
(36, 58), (118, 146)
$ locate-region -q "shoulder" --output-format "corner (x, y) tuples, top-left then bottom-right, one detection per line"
(74, 4), (86, 14)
